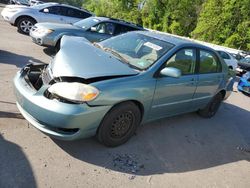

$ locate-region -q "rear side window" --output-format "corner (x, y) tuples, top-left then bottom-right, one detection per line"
(92, 22), (116, 35)
(165, 48), (196, 75)
(217, 51), (231, 59)
(62, 7), (92, 19)
(199, 50), (222, 74)
(46, 6), (61, 15)
(114, 24), (139, 35)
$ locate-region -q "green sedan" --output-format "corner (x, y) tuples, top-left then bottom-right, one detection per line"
(14, 31), (234, 147)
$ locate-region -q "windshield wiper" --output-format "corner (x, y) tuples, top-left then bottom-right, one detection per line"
(103, 47), (130, 64)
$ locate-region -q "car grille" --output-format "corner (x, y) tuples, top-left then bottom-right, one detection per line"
(30, 26), (37, 32)
(42, 68), (53, 85)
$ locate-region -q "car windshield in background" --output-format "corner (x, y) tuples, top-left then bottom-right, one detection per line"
(99, 32), (174, 70)
(32, 3), (49, 9)
(73, 17), (100, 30)
(240, 58), (250, 63)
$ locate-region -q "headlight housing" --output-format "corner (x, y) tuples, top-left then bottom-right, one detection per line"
(48, 82), (99, 103)
(8, 9), (18, 12)
(35, 28), (54, 36)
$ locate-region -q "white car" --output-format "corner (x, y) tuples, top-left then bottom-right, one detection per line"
(1, 3), (93, 34)
(217, 50), (238, 70)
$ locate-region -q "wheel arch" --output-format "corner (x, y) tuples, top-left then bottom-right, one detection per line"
(14, 15), (37, 26)
(217, 89), (226, 99)
(96, 100), (145, 135)
(110, 100), (144, 121)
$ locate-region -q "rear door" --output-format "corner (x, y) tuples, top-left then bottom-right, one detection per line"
(150, 48), (198, 119)
(59, 7), (85, 24)
(193, 49), (223, 108)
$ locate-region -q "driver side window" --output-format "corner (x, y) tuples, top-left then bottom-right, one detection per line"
(44, 6), (61, 15)
(165, 48), (196, 75)
(91, 22), (115, 35)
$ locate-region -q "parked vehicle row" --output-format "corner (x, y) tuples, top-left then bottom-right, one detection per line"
(216, 50), (238, 70)
(1, 3), (236, 146)
(1, 2), (93, 34)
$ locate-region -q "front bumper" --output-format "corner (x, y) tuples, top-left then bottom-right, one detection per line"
(236, 67), (246, 76)
(1, 9), (16, 24)
(29, 29), (56, 47)
(14, 64), (111, 140)
(238, 78), (250, 94)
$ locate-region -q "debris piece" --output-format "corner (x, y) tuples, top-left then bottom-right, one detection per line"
(112, 154), (144, 174)
(237, 146), (250, 153)
(129, 175), (136, 180)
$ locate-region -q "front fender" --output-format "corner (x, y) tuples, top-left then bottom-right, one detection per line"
(88, 75), (156, 123)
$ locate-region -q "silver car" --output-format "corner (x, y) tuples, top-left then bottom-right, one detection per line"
(1, 2), (93, 34)
(29, 17), (144, 50)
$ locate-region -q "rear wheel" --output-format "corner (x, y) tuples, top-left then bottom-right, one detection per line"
(17, 17), (36, 34)
(198, 93), (223, 118)
(97, 102), (141, 147)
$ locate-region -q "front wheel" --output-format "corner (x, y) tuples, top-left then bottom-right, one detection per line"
(97, 102), (141, 147)
(198, 93), (223, 118)
(17, 17), (36, 34)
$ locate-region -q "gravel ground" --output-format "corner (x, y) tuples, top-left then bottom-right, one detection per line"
(0, 4), (250, 188)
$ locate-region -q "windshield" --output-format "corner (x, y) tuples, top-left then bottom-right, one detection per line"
(33, 3), (49, 9)
(99, 32), (174, 70)
(73, 17), (100, 30)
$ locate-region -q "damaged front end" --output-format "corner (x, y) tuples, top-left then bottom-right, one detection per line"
(20, 63), (132, 104)
(13, 63), (112, 140)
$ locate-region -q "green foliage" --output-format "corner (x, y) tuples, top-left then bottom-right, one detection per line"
(61, 0), (249, 51)
(192, 0), (250, 50)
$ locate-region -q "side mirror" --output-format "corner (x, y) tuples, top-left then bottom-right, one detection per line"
(43, 8), (49, 13)
(90, 27), (97, 32)
(160, 67), (181, 78)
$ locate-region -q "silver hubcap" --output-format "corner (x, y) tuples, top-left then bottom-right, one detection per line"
(20, 20), (33, 33)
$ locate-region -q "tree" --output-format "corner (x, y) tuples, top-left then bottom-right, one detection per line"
(192, 0), (250, 50)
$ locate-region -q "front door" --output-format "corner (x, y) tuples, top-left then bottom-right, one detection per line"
(150, 48), (198, 120)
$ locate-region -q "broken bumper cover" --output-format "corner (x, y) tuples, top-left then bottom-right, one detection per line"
(238, 78), (250, 94)
(13, 66), (111, 140)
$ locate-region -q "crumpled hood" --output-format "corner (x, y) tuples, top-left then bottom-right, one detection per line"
(35, 22), (80, 30)
(50, 36), (138, 79)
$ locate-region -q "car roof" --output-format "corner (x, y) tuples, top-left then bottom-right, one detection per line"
(38, 2), (93, 14)
(136, 30), (215, 50)
(94, 17), (144, 30)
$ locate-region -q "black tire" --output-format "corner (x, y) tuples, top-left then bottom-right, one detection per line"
(17, 17), (36, 34)
(198, 93), (223, 118)
(97, 102), (141, 147)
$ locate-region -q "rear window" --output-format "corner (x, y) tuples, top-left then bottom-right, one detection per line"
(217, 51), (230, 60)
